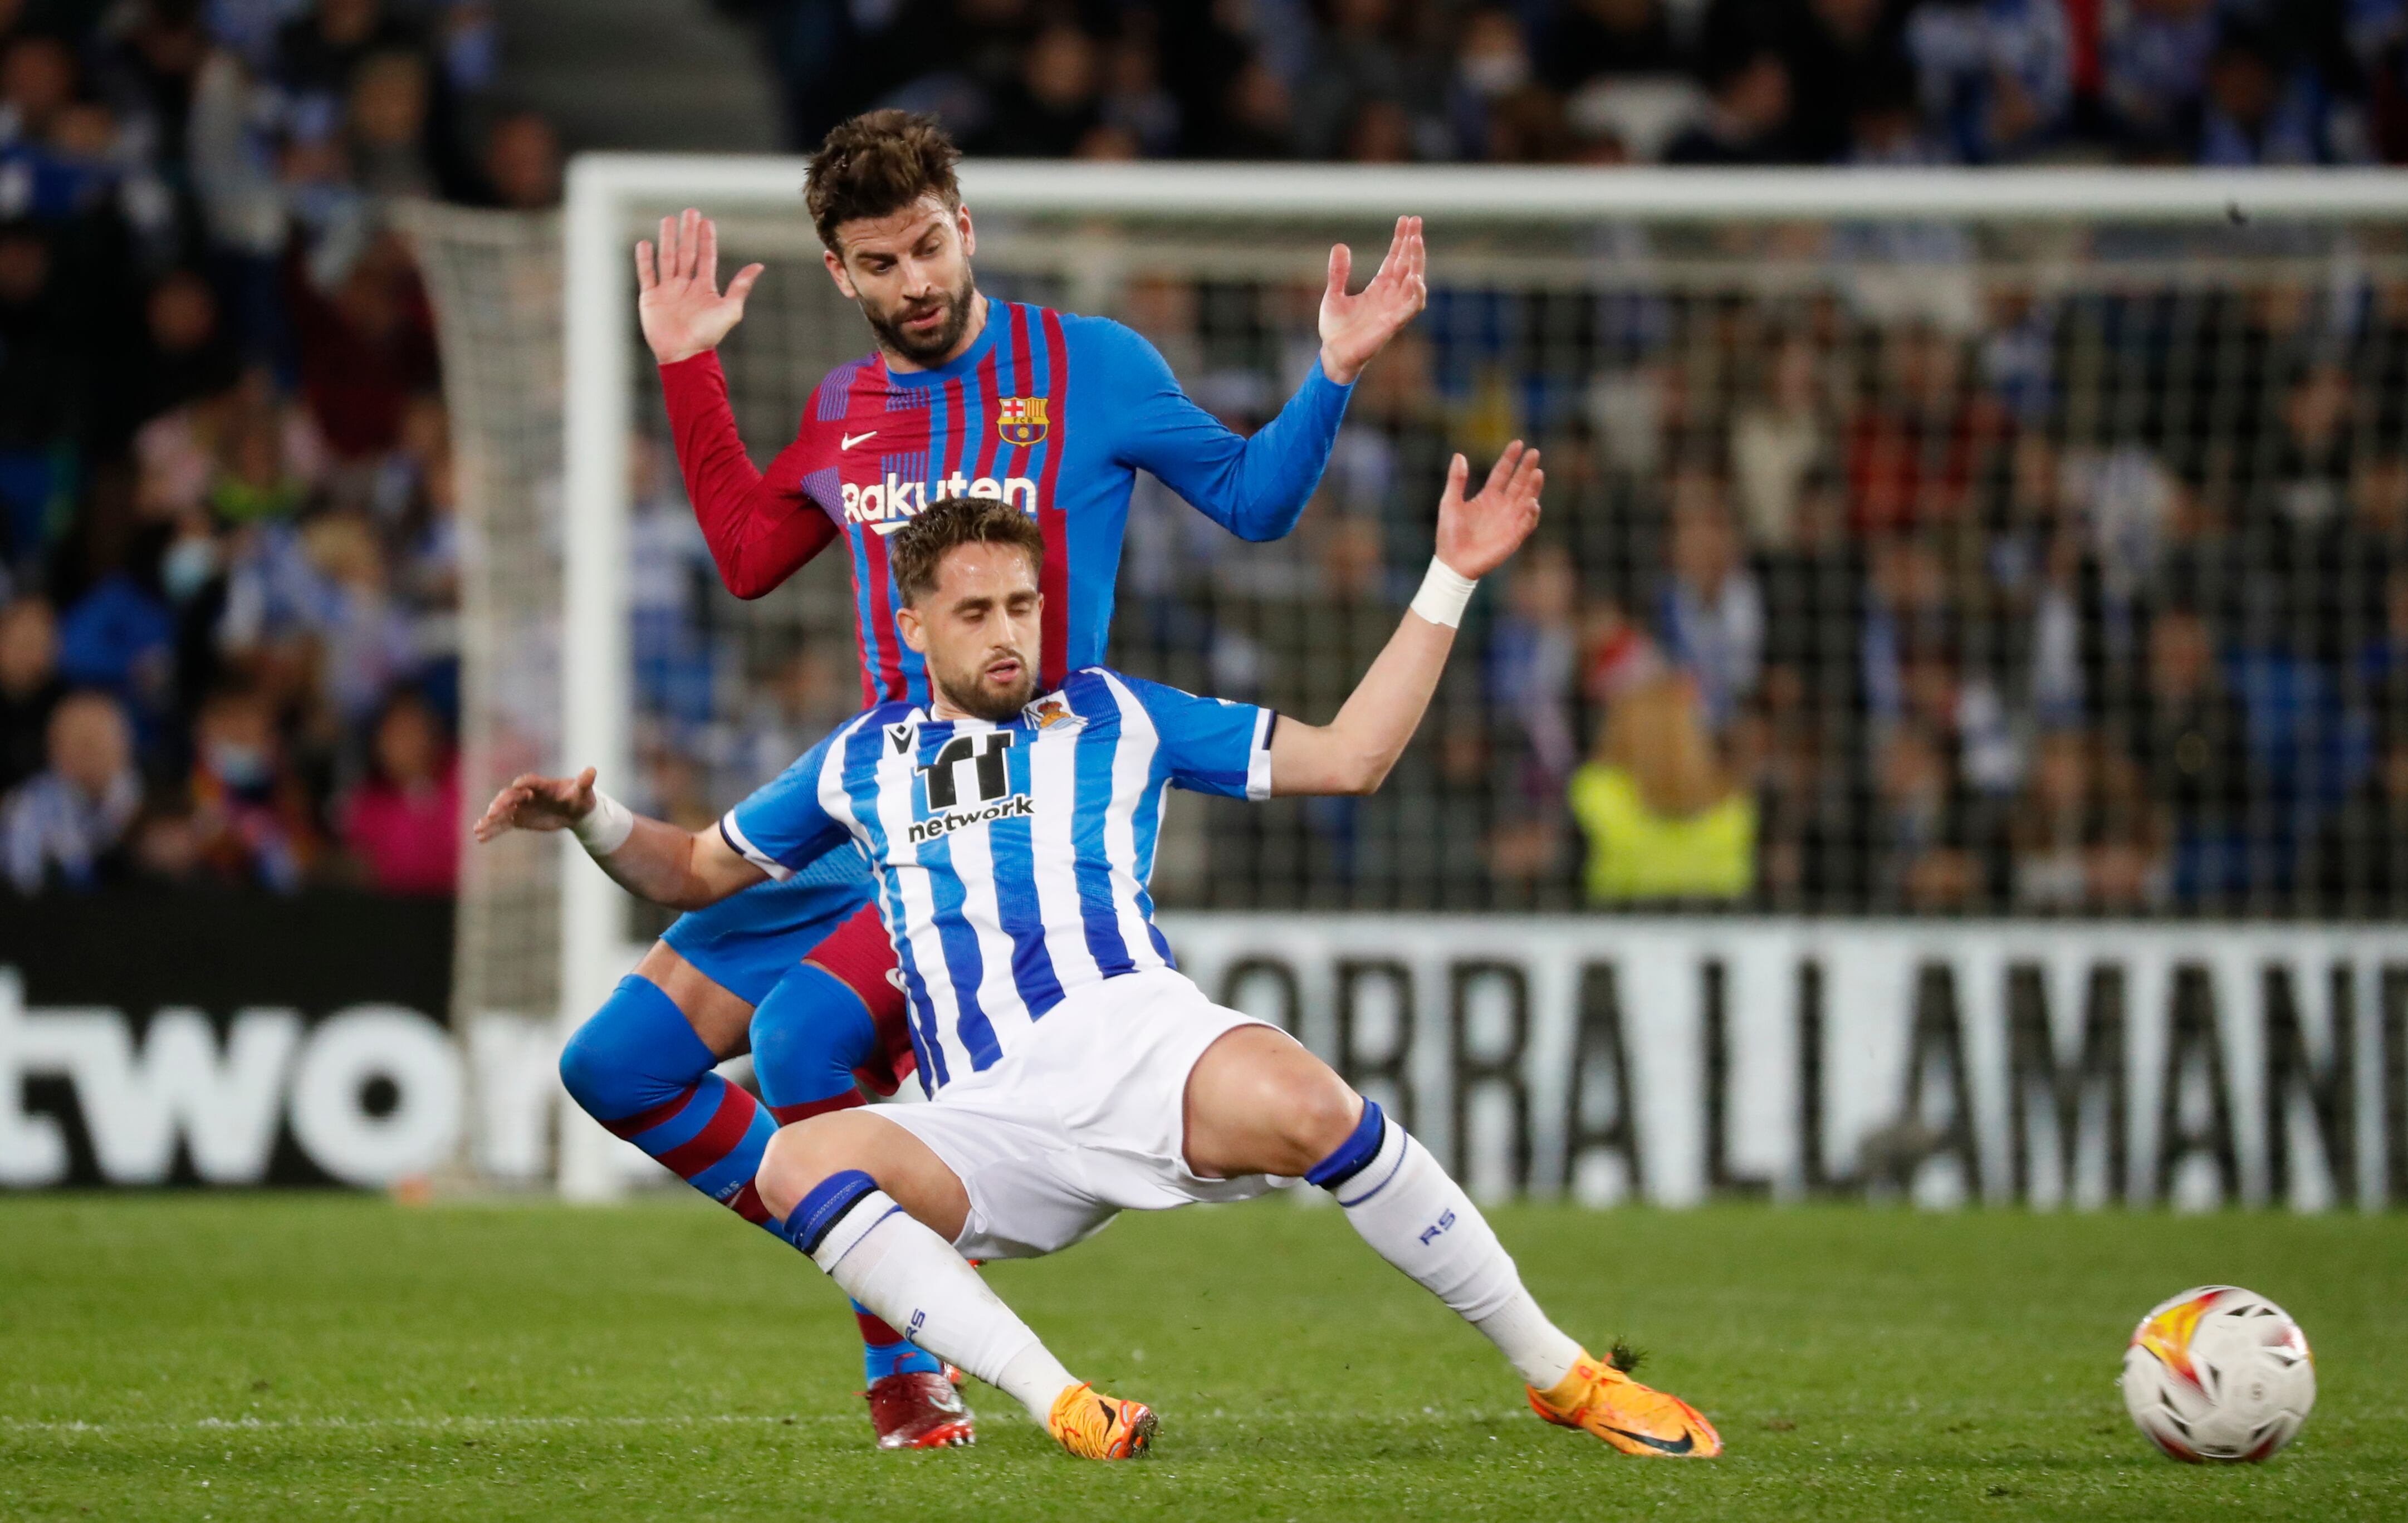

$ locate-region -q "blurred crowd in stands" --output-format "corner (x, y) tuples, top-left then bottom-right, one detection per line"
(13, 0), (2408, 921)
(729, 0), (2408, 168)
(1082, 265), (2408, 917)
(0, 0), (561, 897)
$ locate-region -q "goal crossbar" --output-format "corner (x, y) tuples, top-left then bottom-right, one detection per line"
(569, 158), (2408, 223)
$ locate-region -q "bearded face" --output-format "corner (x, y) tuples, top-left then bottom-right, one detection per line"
(929, 629), (1039, 722)
(831, 197), (983, 369)
(863, 265), (978, 367)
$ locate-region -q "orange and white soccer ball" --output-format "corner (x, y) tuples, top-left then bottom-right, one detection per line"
(2121, 1286), (2316, 1462)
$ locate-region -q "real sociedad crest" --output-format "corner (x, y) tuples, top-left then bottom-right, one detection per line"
(1022, 693), (1082, 732)
(997, 396), (1049, 447)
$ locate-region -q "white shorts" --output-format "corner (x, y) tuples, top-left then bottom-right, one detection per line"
(877, 968), (1293, 1260)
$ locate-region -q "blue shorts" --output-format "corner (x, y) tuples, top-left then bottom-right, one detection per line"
(660, 851), (877, 1008)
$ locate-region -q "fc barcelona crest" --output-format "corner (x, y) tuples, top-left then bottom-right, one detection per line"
(997, 396), (1049, 447)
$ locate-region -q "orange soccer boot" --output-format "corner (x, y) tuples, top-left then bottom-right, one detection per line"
(1045, 1381), (1157, 1460)
(1526, 1350), (1722, 1458)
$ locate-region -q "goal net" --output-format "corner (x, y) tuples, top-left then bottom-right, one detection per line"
(414, 163), (2408, 1195)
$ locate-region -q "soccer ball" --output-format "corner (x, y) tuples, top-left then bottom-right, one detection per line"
(2120, 1286), (2315, 1462)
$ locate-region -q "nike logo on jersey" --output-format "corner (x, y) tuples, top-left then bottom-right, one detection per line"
(841, 430), (878, 450)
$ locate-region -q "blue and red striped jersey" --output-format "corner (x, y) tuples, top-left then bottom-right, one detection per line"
(779, 302), (1354, 707)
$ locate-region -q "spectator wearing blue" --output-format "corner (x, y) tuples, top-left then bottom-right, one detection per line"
(1907, 0), (2073, 161)
(2100, 0), (2221, 151)
(2, 687), (140, 893)
(1657, 468), (1764, 732)
(2198, 23), (2354, 164)
(56, 572), (175, 712)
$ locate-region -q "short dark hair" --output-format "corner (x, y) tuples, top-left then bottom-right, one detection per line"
(806, 110), (962, 254)
(889, 496), (1044, 605)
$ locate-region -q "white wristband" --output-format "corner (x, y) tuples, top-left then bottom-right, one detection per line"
(572, 789), (635, 856)
(1408, 556), (1477, 629)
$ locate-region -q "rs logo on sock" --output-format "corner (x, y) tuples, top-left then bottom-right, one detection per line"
(1418, 1209), (1456, 1246)
(908, 1309), (927, 1338)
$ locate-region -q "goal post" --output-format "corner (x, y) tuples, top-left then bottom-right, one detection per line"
(419, 161), (2408, 1199)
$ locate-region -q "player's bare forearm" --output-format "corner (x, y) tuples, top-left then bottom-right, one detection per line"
(1267, 442), (1542, 798)
(1268, 612), (1454, 795)
(588, 815), (753, 910)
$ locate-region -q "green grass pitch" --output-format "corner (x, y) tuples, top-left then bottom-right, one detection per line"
(2, 1195), (2401, 1521)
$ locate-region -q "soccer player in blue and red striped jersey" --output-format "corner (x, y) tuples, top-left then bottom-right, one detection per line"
(552, 110), (1427, 1448)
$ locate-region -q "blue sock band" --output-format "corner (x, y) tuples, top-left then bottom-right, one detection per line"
(750, 961), (880, 1116)
(1305, 1099), (1387, 1189)
(781, 1168), (882, 1257)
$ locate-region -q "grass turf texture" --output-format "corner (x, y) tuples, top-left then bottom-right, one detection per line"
(2, 1197), (2401, 1521)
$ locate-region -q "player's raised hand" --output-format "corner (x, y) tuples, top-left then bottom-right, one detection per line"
(474, 768), (599, 843)
(1317, 214), (1426, 386)
(1435, 442), (1543, 581)
(635, 208), (766, 365)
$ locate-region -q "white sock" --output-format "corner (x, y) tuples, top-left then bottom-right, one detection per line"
(1327, 1118), (1584, 1390)
(810, 1190), (1075, 1423)
(992, 1342), (1080, 1421)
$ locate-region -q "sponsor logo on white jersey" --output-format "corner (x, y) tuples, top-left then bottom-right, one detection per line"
(906, 792), (1035, 843)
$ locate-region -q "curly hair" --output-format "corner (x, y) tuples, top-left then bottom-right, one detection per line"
(805, 110), (963, 254)
(888, 496), (1044, 606)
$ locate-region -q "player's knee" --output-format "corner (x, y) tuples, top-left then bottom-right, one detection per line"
(757, 1112), (868, 1221)
(1269, 1064), (1363, 1167)
(755, 1125), (815, 1221)
(750, 963), (877, 1103)
(558, 975), (712, 1122)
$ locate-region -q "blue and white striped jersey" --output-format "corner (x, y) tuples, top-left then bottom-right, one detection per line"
(720, 667), (1274, 1093)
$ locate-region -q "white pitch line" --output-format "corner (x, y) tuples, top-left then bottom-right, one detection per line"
(0, 1408), (1523, 1438)
(1, 1415), (855, 1436)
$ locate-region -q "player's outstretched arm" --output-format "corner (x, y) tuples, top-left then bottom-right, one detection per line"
(1114, 217), (1425, 544)
(637, 208), (765, 365)
(473, 767), (766, 910)
(1267, 443), (1541, 797)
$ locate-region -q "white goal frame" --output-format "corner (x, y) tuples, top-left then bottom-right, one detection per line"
(554, 159), (2408, 1197)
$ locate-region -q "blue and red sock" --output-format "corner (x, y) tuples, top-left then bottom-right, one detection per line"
(557, 973), (779, 1225)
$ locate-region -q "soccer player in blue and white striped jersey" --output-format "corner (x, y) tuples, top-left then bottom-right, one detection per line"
(476, 452), (1721, 1463)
